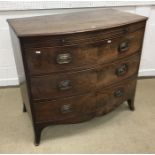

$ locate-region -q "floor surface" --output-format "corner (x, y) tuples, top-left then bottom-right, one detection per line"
(0, 79), (155, 153)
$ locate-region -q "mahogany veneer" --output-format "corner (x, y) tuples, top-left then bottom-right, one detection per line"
(7, 8), (147, 145)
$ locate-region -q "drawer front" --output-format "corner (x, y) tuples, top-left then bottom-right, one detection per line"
(34, 93), (97, 123)
(31, 69), (97, 100)
(98, 28), (144, 64)
(25, 29), (144, 75)
(95, 78), (136, 116)
(25, 44), (98, 75)
(22, 21), (146, 48)
(30, 54), (140, 101)
(97, 53), (140, 88)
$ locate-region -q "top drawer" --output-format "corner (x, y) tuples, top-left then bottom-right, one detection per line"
(21, 21), (146, 48)
(24, 28), (145, 76)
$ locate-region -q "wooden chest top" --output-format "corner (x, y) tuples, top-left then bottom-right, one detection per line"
(7, 8), (147, 37)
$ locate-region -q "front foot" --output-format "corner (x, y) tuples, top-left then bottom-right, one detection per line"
(34, 125), (44, 146)
(34, 139), (40, 146)
(34, 131), (41, 146)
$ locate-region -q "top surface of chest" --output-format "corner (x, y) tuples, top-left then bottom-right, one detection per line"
(7, 8), (147, 37)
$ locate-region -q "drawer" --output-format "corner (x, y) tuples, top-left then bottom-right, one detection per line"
(95, 78), (136, 116)
(21, 20), (146, 48)
(31, 69), (97, 101)
(98, 28), (144, 64)
(25, 29), (144, 75)
(34, 93), (97, 123)
(25, 44), (98, 75)
(30, 54), (140, 101)
(97, 53), (140, 88)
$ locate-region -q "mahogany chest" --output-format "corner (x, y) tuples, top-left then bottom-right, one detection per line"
(7, 9), (147, 145)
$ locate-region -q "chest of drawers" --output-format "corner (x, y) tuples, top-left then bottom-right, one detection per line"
(8, 9), (147, 145)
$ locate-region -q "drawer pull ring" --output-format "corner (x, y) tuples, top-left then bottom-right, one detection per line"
(56, 53), (72, 64)
(61, 104), (72, 114)
(118, 41), (129, 52)
(58, 80), (72, 91)
(116, 64), (128, 76)
(114, 89), (124, 97)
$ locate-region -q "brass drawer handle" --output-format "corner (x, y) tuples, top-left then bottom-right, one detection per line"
(61, 104), (72, 114)
(116, 64), (128, 76)
(58, 80), (72, 91)
(56, 53), (72, 64)
(118, 40), (129, 53)
(114, 89), (124, 97)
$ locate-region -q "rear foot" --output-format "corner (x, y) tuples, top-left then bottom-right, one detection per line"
(127, 99), (135, 111)
(23, 103), (27, 112)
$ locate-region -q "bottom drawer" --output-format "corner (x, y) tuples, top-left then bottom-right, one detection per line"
(34, 94), (97, 123)
(34, 78), (137, 123)
(96, 78), (136, 116)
